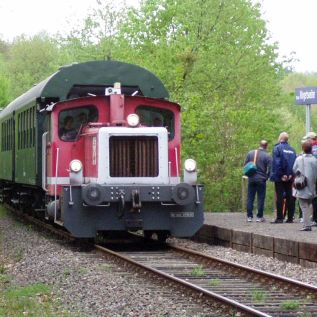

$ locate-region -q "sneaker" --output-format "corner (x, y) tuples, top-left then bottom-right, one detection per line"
(299, 218), (304, 223)
(285, 219), (294, 223)
(311, 221), (317, 226)
(300, 226), (312, 231)
(270, 219), (283, 224)
(256, 217), (265, 222)
(247, 217), (253, 222)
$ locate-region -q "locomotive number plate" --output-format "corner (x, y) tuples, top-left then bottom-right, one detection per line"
(170, 212), (194, 218)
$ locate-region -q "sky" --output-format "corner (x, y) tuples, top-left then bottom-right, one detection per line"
(0, 0), (316, 73)
(259, 0), (317, 73)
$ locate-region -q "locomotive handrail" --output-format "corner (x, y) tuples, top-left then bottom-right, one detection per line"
(160, 202), (177, 206)
(41, 132), (48, 192)
(174, 147), (179, 177)
(195, 186), (201, 204)
(54, 147), (60, 222)
(82, 203), (111, 207)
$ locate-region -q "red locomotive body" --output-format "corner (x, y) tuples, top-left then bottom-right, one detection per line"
(45, 95), (181, 196)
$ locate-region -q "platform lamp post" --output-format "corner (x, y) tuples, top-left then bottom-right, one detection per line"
(295, 87), (317, 134)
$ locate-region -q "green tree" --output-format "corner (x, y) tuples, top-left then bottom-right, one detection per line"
(119, 0), (286, 210)
(60, 0), (128, 62)
(0, 53), (11, 107)
(6, 33), (63, 98)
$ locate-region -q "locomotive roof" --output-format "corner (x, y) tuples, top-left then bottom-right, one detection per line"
(1, 60), (169, 117)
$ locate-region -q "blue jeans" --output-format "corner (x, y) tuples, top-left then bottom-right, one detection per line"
(247, 181), (266, 218)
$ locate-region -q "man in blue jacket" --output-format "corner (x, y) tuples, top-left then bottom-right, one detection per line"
(270, 132), (297, 223)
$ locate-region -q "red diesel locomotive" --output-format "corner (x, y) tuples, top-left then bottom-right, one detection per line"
(0, 61), (204, 240)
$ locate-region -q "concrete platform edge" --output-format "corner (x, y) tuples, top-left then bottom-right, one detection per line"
(193, 224), (317, 268)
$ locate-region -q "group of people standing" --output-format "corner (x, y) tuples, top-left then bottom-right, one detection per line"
(244, 131), (317, 231)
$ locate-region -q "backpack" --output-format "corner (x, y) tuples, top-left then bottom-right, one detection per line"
(243, 150), (258, 177)
(294, 156), (307, 190)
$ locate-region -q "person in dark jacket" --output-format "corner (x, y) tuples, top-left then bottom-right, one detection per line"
(244, 140), (272, 222)
(270, 132), (297, 223)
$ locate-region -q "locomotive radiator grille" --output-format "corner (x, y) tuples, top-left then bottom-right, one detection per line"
(109, 136), (159, 177)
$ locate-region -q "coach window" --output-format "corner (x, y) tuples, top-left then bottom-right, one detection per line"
(58, 105), (98, 141)
(2, 122), (6, 151)
(21, 112), (24, 148)
(23, 112), (26, 148)
(136, 106), (175, 140)
(19, 114), (22, 149)
(1, 123), (3, 151)
(31, 108), (34, 146)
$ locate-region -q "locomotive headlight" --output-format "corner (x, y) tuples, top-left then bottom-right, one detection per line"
(127, 114), (140, 127)
(184, 159), (197, 173)
(70, 160), (82, 173)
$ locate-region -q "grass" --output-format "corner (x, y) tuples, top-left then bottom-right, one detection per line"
(0, 265), (77, 317)
(298, 311), (312, 317)
(0, 265), (10, 287)
(0, 282), (78, 317)
(190, 265), (205, 277)
(97, 264), (112, 272)
(63, 269), (71, 277)
(251, 288), (267, 303)
(0, 274), (10, 284)
(78, 267), (89, 275)
(13, 248), (24, 262)
(0, 283), (59, 316)
(208, 278), (221, 286)
(0, 264), (6, 274)
(280, 299), (301, 310)
(0, 207), (7, 219)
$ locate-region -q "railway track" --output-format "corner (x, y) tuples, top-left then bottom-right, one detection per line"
(5, 206), (317, 316)
(95, 242), (317, 317)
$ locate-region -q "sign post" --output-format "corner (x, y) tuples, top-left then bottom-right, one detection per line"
(306, 104), (311, 133)
(295, 87), (317, 134)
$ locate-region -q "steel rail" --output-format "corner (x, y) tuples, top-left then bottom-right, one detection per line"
(95, 244), (270, 317)
(168, 243), (317, 294)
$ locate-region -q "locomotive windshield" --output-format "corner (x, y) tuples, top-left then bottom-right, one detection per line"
(58, 105), (98, 141)
(136, 106), (175, 139)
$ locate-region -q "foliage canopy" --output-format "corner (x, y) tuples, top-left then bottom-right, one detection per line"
(0, 0), (310, 211)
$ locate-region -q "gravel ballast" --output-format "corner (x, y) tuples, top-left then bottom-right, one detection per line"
(1, 210), (317, 316)
(0, 212), (219, 317)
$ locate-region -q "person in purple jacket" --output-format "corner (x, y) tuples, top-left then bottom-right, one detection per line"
(270, 132), (297, 223)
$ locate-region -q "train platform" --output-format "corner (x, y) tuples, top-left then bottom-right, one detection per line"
(193, 212), (317, 268)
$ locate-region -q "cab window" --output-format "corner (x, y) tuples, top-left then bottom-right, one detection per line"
(58, 105), (98, 141)
(136, 106), (175, 139)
